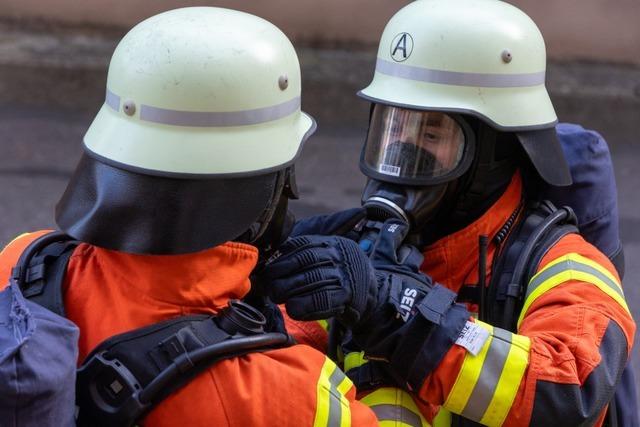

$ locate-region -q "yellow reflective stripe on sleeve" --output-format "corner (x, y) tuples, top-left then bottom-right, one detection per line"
(444, 321), (530, 427)
(360, 387), (431, 427)
(444, 321), (494, 414)
(518, 253), (630, 328)
(479, 333), (531, 426)
(432, 408), (451, 427)
(314, 358), (352, 427)
(344, 351), (367, 371)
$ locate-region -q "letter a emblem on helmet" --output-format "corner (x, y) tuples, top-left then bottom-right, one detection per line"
(390, 32), (413, 62)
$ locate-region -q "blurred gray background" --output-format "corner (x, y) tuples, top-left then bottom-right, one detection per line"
(1, 0), (639, 406)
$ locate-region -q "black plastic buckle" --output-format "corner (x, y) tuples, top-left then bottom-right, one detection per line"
(76, 351), (151, 426)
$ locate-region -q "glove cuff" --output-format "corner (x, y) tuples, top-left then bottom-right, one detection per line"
(388, 285), (469, 391)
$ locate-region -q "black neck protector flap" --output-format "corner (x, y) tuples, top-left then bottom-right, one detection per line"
(55, 154), (279, 255)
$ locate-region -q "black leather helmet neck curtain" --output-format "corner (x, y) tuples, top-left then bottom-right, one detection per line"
(55, 153), (278, 255)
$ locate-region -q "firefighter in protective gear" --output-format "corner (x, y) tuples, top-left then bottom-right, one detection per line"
(263, 0), (636, 426)
(0, 7), (380, 426)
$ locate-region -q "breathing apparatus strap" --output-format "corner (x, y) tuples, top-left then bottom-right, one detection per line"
(483, 200), (578, 330)
(76, 302), (293, 427)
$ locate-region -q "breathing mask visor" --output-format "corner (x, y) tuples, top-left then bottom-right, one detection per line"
(360, 105), (474, 186)
(360, 105), (475, 229)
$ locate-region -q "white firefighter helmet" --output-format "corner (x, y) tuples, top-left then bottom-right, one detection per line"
(85, 7), (314, 175)
(359, 0), (571, 186)
(56, 7), (316, 254)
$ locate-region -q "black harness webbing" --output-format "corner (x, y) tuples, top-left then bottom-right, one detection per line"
(484, 201), (578, 330)
(11, 231), (294, 427)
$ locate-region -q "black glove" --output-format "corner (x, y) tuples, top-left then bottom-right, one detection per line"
(263, 218), (431, 326)
(263, 218), (470, 390)
(264, 233), (378, 324)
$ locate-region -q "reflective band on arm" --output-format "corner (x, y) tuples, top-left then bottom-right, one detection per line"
(518, 253), (629, 328)
(444, 321), (531, 427)
(360, 387), (430, 427)
(314, 358), (353, 427)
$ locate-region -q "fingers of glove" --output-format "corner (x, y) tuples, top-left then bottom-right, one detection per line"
(284, 290), (349, 321)
(263, 241), (343, 280)
(267, 267), (343, 303)
(369, 219), (411, 265)
(291, 208), (366, 237)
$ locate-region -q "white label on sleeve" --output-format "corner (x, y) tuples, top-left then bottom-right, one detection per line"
(455, 321), (490, 356)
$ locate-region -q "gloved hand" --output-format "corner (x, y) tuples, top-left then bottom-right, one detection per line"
(263, 218), (432, 326)
(263, 233), (378, 324)
(263, 218), (470, 390)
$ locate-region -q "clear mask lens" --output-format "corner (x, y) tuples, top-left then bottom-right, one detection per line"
(363, 105), (468, 183)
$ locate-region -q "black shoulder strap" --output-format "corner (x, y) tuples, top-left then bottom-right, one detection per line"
(486, 201), (578, 331)
(11, 231), (79, 317)
(76, 300), (294, 427)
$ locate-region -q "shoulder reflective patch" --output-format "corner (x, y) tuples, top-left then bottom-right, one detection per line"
(314, 358), (353, 427)
(360, 387), (430, 427)
(518, 252), (629, 328)
(444, 321), (531, 427)
(375, 59), (546, 88)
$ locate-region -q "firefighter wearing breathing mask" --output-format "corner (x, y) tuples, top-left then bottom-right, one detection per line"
(262, 0), (636, 426)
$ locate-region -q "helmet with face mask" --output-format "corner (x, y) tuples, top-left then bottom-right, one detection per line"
(358, 0), (571, 241)
(55, 7), (315, 255)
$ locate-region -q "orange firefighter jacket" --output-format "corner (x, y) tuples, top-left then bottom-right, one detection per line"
(286, 173), (636, 427)
(0, 235), (379, 427)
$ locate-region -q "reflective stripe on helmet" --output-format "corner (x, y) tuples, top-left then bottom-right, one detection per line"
(444, 321), (530, 427)
(314, 358), (353, 427)
(517, 253), (630, 328)
(105, 88), (301, 128)
(360, 387), (430, 427)
(375, 59), (546, 89)
(105, 89), (120, 112)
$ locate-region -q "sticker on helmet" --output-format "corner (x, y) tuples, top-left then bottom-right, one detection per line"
(379, 163), (401, 176)
(390, 32), (414, 62)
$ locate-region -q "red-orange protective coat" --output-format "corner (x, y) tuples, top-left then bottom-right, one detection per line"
(286, 173), (636, 426)
(0, 235), (378, 427)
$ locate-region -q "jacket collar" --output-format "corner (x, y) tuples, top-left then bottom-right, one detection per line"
(74, 241), (259, 309)
(421, 173), (523, 291)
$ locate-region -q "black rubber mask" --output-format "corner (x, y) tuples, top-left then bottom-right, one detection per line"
(361, 179), (449, 232)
